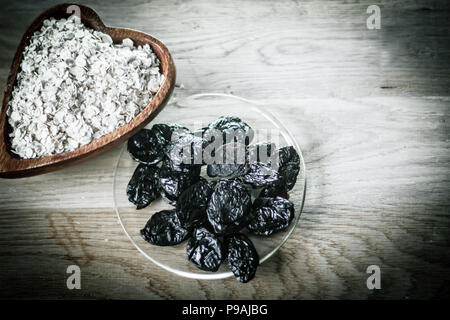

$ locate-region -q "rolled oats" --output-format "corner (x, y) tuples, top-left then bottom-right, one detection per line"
(7, 16), (165, 159)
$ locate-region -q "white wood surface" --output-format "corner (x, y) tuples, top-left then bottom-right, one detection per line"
(0, 0), (449, 299)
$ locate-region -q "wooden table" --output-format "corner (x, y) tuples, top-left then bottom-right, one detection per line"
(0, 0), (449, 299)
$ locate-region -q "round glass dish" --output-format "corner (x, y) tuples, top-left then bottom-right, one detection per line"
(113, 93), (306, 279)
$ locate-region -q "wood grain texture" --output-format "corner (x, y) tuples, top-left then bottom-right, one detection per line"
(0, 3), (176, 178)
(0, 0), (449, 299)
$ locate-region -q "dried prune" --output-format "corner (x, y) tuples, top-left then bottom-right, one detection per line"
(127, 129), (163, 165)
(126, 164), (160, 209)
(176, 178), (215, 229)
(242, 163), (279, 188)
(159, 160), (201, 206)
(206, 179), (252, 236)
(259, 179), (289, 199)
(141, 209), (190, 246)
(247, 196), (295, 236)
(226, 233), (259, 283)
(276, 146), (300, 191)
(128, 124), (190, 165)
(166, 130), (204, 170)
(155, 123), (191, 144)
(203, 116), (254, 146)
(186, 227), (224, 271)
(206, 142), (249, 178)
(247, 142), (276, 164)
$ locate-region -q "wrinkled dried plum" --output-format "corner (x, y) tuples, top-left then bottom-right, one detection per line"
(206, 142), (249, 178)
(162, 156), (202, 175)
(126, 164), (160, 209)
(127, 129), (162, 165)
(247, 196), (295, 236)
(153, 124), (191, 151)
(247, 142), (276, 164)
(176, 178), (215, 229)
(159, 160), (201, 206)
(259, 179), (289, 199)
(166, 130), (204, 169)
(156, 123), (191, 142)
(276, 146), (300, 191)
(242, 163), (279, 188)
(226, 233), (259, 283)
(203, 116), (254, 146)
(186, 227), (224, 271)
(141, 209), (190, 246)
(258, 146), (299, 196)
(128, 124), (190, 165)
(206, 179), (252, 236)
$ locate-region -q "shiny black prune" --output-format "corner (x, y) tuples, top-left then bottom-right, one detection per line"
(159, 160), (201, 206)
(203, 116), (254, 146)
(206, 142), (249, 178)
(242, 163), (279, 188)
(126, 164), (160, 209)
(156, 123), (191, 142)
(127, 129), (162, 165)
(226, 233), (259, 283)
(140, 209), (190, 246)
(206, 179), (252, 236)
(247, 196), (295, 236)
(259, 179), (289, 199)
(186, 227), (224, 271)
(162, 156), (202, 175)
(128, 124), (190, 165)
(276, 146), (300, 191)
(175, 178), (215, 229)
(247, 142), (276, 164)
(154, 124), (191, 152)
(165, 130), (204, 170)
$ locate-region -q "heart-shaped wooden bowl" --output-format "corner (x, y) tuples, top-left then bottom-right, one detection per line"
(0, 3), (175, 178)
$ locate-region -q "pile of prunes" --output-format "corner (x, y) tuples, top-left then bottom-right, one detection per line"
(126, 116), (300, 283)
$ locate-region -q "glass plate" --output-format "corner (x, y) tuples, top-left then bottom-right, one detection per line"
(113, 93), (307, 279)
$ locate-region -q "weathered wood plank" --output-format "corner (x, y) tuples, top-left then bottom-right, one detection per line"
(0, 0), (449, 299)
(1, 0), (450, 98)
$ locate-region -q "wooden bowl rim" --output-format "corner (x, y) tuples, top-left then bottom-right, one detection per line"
(0, 3), (176, 178)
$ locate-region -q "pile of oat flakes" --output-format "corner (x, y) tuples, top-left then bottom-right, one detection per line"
(7, 16), (164, 159)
